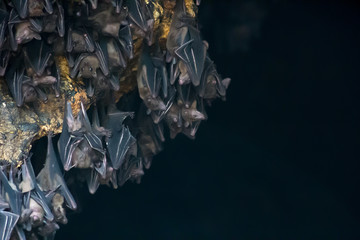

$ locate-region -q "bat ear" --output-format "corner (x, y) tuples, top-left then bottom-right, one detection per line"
(191, 100), (197, 109)
(222, 78), (231, 89)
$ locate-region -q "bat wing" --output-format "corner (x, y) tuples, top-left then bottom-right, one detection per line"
(56, 2), (65, 37)
(0, 210), (19, 240)
(79, 102), (104, 153)
(126, 0), (148, 34)
(0, 50), (10, 76)
(151, 86), (176, 124)
(0, 195), (9, 210)
(174, 36), (206, 86)
(177, 83), (195, 108)
(0, 168), (22, 216)
(86, 169), (100, 194)
(58, 116), (83, 171)
(152, 56), (169, 98)
(0, 4), (8, 49)
(118, 24), (133, 59)
(5, 56), (26, 107)
(83, 28), (95, 52)
(139, 46), (158, 98)
(7, 9), (22, 51)
(29, 17), (43, 32)
(11, 0), (28, 19)
(107, 126), (136, 170)
(66, 27), (74, 52)
(44, 0), (54, 14)
(95, 42), (110, 76)
(24, 40), (53, 76)
(37, 135), (77, 210)
(118, 157), (144, 186)
(69, 53), (89, 78)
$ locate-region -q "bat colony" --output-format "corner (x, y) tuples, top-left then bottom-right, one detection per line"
(0, 0), (230, 239)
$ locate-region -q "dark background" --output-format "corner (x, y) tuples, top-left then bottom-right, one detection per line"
(57, 0), (360, 239)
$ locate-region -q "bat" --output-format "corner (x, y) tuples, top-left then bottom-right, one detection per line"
(0, 210), (19, 240)
(126, 0), (154, 44)
(69, 43), (109, 78)
(177, 82), (196, 108)
(37, 134), (78, 210)
(198, 55), (231, 101)
(20, 156), (55, 222)
(117, 156), (144, 186)
(58, 102), (108, 181)
(66, 27), (95, 53)
(150, 85), (176, 124)
(0, 166), (22, 216)
(137, 45), (168, 112)
(137, 105), (163, 166)
(39, 2), (64, 37)
(37, 221), (59, 238)
(27, 0), (53, 17)
(166, 0), (207, 86)
(8, 9), (41, 51)
(103, 105), (136, 170)
(23, 40), (52, 76)
(87, 2), (127, 38)
(99, 36), (126, 70)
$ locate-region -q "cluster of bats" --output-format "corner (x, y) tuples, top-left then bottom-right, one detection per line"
(0, 0), (230, 239)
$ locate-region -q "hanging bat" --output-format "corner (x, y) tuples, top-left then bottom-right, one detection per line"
(8, 9), (41, 51)
(66, 27), (95, 53)
(137, 45), (168, 112)
(126, 0), (154, 44)
(198, 55), (231, 101)
(37, 134), (77, 211)
(99, 36), (126, 70)
(137, 105), (164, 167)
(19, 156), (54, 223)
(40, 2), (65, 37)
(0, 166), (22, 216)
(87, 2), (127, 38)
(166, 0), (207, 86)
(117, 156), (144, 186)
(0, 210), (19, 240)
(103, 104), (136, 170)
(58, 102), (107, 178)
(23, 40), (52, 76)
(150, 85), (176, 124)
(69, 43), (109, 78)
